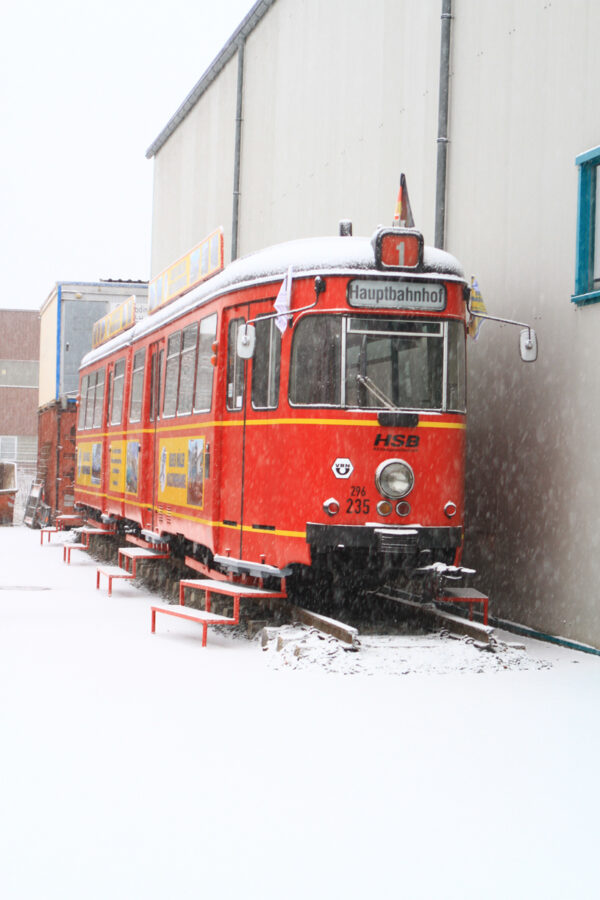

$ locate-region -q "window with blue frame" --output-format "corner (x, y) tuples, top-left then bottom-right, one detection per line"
(573, 145), (600, 306)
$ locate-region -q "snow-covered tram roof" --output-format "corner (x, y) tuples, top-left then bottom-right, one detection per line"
(81, 234), (465, 369)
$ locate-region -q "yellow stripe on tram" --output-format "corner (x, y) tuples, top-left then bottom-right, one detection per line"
(84, 417), (465, 440)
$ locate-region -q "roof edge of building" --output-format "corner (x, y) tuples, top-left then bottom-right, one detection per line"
(39, 281), (149, 316)
(145, 0), (278, 160)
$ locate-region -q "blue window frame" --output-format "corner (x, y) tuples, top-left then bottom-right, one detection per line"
(573, 145), (600, 306)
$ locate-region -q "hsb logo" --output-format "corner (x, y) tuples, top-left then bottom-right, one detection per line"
(374, 433), (420, 449)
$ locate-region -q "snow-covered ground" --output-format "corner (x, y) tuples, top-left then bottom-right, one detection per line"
(1, 525), (599, 899)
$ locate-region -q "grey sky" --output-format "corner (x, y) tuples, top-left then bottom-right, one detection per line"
(1, 0), (252, 310)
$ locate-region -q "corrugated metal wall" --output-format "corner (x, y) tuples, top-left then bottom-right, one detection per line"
(447, 0), (600, 644)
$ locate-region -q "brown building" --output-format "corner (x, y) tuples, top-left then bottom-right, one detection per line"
(37, 401), (77, 520)
(0, 309), (40, 514)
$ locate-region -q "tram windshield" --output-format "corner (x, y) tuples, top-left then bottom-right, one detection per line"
(290, 314), (465, 412)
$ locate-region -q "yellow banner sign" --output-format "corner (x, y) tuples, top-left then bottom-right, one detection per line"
(158, 436), (206, 508)
(92, 295), (142, 349)
(148, 228), (224, 315)
(77, 442), (102, 488)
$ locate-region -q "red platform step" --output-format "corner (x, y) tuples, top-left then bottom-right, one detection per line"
(151, 578), (287, 647)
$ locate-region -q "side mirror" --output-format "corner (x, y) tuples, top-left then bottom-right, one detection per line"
(237, 323), (256, 359)
(519, 328), (538, 363)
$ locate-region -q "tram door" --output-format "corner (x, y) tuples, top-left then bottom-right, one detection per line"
(148, 339), (164, 533)
(218, 305), (249, 559)
(219, 299), (281, 562)
(101, 363), (113, 507)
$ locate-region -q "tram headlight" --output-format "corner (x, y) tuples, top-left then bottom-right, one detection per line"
(375, 459), (414, 499)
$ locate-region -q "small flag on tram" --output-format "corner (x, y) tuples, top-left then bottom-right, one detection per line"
(393, 173), (415, 228)
(468, 276), (487, 340)
(274, 266), (293, 333)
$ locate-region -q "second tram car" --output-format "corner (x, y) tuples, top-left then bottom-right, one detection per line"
(75, 225), (471, 589)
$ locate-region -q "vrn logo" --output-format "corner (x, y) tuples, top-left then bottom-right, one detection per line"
(332, 458), (354, 479)
(374, 434), (420, 449)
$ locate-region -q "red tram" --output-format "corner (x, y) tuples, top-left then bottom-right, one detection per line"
(75, 225), (471, 591)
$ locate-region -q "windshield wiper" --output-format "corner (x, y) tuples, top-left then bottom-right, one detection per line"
(356, 374), (397, 410)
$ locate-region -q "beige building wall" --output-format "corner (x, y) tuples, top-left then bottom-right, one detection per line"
(446, 0), (600, 645)
(149, 0), (443, 267)
(147, 0), (600, 647)
(150, 55), (240, 275)
(238, 0), (441, 253)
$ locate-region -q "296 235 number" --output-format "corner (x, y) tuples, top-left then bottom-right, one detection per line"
(346, 497), (370, 514)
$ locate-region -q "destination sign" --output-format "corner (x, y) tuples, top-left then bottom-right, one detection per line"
(347, 279), (446, 311)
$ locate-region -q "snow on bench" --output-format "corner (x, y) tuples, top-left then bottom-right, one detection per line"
(77, 526), (116, 539)
(178, 577), (287, 606)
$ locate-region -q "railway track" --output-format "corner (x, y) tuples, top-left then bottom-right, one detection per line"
(372, 587), (494, 644)
(245, 580), (494, 648)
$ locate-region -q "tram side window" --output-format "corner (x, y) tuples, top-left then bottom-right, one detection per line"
(194, 314), (217, 413)
(84, 371), (97, 429)
(252, 316), (281, 410)
(129, 349), (146, 423)
(163, 331), (182, 418)
(446, 320), (466, 413)
(110, 358), (126, 425)
(92, 368), (105, 427)
(177, 324), (198, 416)
(290, 315), (342, 406)
(149, 349), (163, 422)
(78, 375), (89, 429)
(226, 318), (245, 411)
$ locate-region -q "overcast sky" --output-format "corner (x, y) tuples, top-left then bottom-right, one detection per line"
(1, 0), (254, 311)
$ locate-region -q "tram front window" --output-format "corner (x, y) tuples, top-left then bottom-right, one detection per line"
(290, 314), (463, 411)
(345, 318), (443, 410)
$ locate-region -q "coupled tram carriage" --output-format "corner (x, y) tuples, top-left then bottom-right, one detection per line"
(74, 220), (537, 605)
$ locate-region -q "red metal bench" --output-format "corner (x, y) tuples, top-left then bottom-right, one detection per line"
(61, 525), (116, 563)
(40, 527), (60, 545)
(117, 546), (170, 577)
(41, 514), (85, 545)
(96, 565), (135, 596)
(96, 546), (170, 595)
(63, 542), (88, 564)
(436, 587), (489, 625)
(151, 578), (287, 647)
